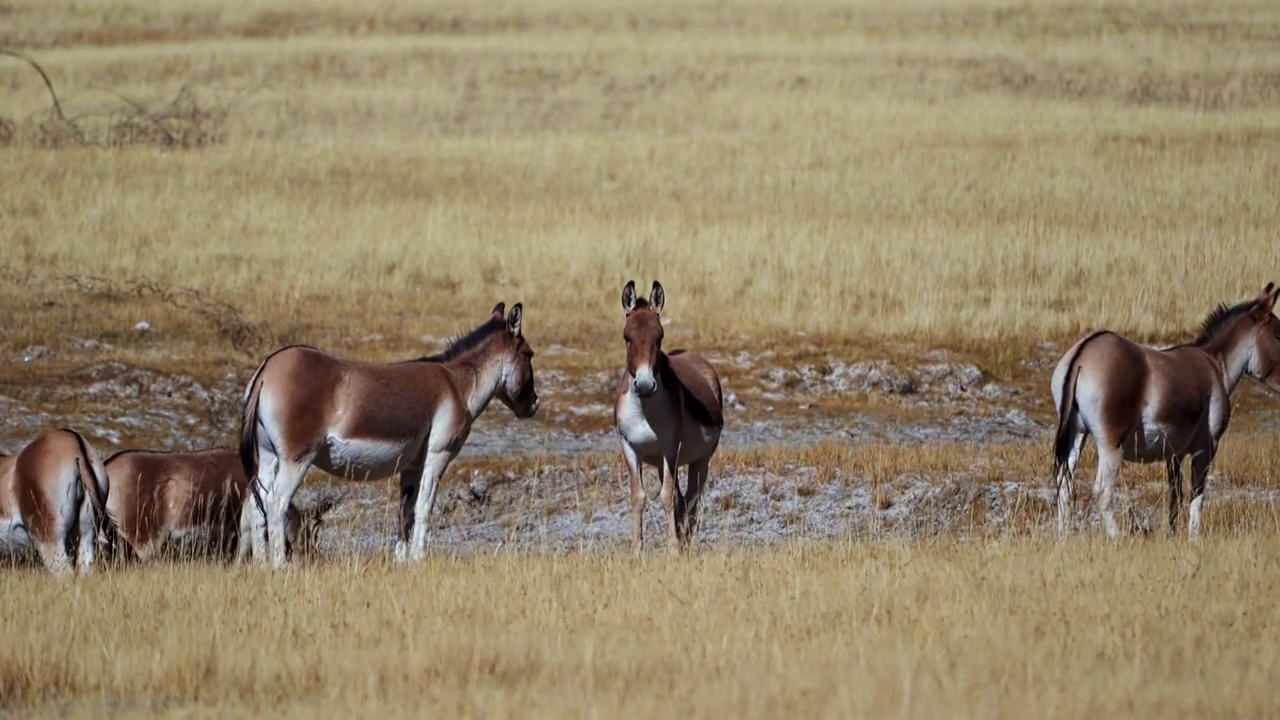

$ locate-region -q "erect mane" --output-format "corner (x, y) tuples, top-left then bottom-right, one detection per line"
(410, 315), (507, 363)
(1191, 299), (1255, 347)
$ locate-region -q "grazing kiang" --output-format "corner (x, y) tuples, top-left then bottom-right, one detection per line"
(615, 280), (724, 554)
(239, 302), (539, 568)
(0, 428), (114, 575)
(1052, 282), (1280, 540)
(104, 446), (339, 563)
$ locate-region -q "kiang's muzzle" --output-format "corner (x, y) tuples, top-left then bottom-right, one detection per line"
(632, 367), (657, 397)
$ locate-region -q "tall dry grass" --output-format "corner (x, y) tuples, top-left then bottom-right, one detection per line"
(3, 1), (1280, 714)
(2, 0), (1279, 369)
(3, 540), (1280, 718)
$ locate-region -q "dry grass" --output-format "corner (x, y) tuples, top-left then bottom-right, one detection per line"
(4, 0), (1280, 714)
(2, 0), (1279, 373)
(3, 540), (1280, 718)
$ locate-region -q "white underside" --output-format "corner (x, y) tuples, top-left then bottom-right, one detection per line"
(313, 435), (423, 481)
(617, 390), (720, 467)
(0, 516), (31, 550)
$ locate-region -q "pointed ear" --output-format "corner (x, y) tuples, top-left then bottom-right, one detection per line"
(649, 281), (665, 314)
(491, 302), (506, 319)
(621, 280), (638, 314)
(1264, 282), (1280, 313)
(506, 303), (523, 335)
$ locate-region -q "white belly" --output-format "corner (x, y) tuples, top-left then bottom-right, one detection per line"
(0, 516), (31, 550)
(315, 436), (419, 481)
(617, 392), (721, 467)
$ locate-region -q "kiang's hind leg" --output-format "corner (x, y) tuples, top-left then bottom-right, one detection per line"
(1093, 444), (1123, 539)
(240, 444), (280, 565)
(658, 449), (683, 551)
(680, 456), (710, 546)
(266, 459), (310, 568)
(36, 483), (77, 577)
(1165, 456), (1184, 532)
(75, 481), (97, 573)
(1056, 431), (1087, 538)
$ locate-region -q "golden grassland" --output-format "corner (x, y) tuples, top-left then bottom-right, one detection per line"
(2, 0), (1280, 376)
(5, 0), (1280, 715)
(4, 539), (1280, 718)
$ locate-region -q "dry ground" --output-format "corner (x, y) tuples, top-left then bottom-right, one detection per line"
(3, 0), (1280, 715)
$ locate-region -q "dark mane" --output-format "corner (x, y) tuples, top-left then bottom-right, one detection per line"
(409, 315), (507, 363)
(631, 297), (652, 310)
(1191, 299), (1255, 346)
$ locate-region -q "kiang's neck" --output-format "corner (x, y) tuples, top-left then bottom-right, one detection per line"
(444, 353), (503, 419)
(1202, 330), (1252, 395)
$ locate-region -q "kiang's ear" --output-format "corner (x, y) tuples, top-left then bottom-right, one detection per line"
(621, 280), (638, 314)
(649, 281), (665, 315)
(507, 303), (523, 335)
(491, 302), (507, 319)
(1263, 282), (1280, 313)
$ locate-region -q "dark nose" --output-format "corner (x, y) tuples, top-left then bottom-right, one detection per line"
(633, 377), (656, 397)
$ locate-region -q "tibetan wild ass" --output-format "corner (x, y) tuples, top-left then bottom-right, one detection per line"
(1052, 282), (1280, 540)
(0, 428), (114, 575)
(105, 447), (338, 563)
(615, 280), (724, 554)
(239, 302), (538, 567)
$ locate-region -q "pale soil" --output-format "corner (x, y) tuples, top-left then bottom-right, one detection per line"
(4, 337), (1278, 564)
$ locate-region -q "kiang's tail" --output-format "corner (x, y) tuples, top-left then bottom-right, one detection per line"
(65, 427), (116, 558)
(239, 368), (265, 491)
(1053, 332), (1105, 478)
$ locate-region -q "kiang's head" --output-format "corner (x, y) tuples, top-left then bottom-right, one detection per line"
(1242, 282), (1280, 393)
(285, 493), (342, 559)
(620, 280), (666, 398)
(489, 302), (539, 419)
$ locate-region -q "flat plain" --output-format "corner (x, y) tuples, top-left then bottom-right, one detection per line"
(2, 0), (1280, 716)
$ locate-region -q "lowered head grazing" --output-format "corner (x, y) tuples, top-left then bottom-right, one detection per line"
(621, 280), (666, 398)
(492, 302), (539, 418)
(287, 491), (344, 559)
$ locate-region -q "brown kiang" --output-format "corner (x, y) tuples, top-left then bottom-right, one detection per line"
(238, 302), (538, 568)
(0, 428), (113, 575)
(615, 280), (725, 554)
(104, 446), (338, 563)
(1052, 282), (1280, 539)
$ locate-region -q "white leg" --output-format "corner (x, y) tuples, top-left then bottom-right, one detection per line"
(622, 442), (645, 556)
(1188, 450), (1213, 541)
(242, 448), (278, 565)
(236, 497), (257, 565)
(76, 492), (96, 573)
(1056, 433), (1085, 539)
(1093, 447), (1122, 539)
(404, 450), (456, 562)
(42, 479), (78, 576)
(266, 461), (308, 568)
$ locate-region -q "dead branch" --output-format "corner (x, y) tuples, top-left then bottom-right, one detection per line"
(0, 46), (68, 122)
